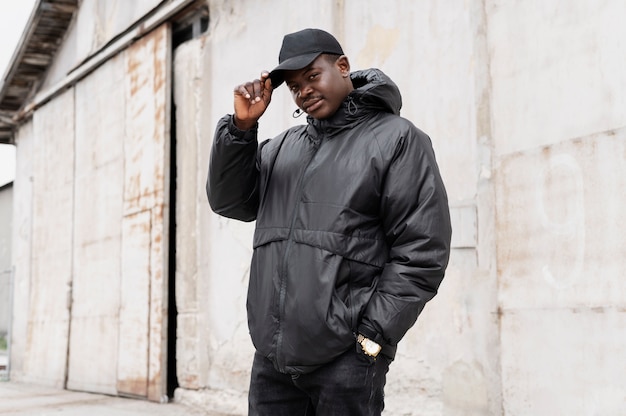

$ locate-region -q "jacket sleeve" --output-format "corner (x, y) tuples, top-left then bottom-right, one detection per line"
(206, 114), (260, 222)
(358, 126), (452, 350)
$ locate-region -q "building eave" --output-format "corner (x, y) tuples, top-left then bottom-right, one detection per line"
(0, 181), (14, 192)
(0, 0), (78, 144)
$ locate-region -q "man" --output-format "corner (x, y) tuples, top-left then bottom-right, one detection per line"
(207, 28), (451, 416)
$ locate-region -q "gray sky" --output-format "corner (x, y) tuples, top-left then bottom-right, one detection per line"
(0, 0), (37, 186)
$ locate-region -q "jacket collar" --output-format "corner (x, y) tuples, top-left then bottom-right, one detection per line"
(306, 68), (402, 139)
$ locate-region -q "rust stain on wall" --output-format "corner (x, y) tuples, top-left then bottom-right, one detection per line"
(152, 27), (166, 95)
(119, 23), (170, 402)
(356, 25), (400, 67)
(123, 24), (169, 218)
(117, 377), (149, 398)
(127, 58), (149, 100)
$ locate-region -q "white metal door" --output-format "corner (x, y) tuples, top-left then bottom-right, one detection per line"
(67, 24), (171, 401)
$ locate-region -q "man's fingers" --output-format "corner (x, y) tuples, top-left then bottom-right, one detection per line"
(264, 76), (273, 94)
(234, 83), (252, 100)
(234, 82), (261, 103)
(234, 71), (272, 104)
(252, 79), (263, 102)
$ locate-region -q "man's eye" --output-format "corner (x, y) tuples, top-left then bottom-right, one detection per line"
(309, 73), (319, 80)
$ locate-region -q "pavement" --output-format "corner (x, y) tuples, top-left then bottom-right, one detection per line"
(0, 381), (225, 416)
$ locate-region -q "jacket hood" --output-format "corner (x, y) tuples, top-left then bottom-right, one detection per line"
(349, 68), (402, 116)
(308, 68), (402, 136)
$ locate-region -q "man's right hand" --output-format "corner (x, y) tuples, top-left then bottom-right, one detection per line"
(233, 71), (273, 130)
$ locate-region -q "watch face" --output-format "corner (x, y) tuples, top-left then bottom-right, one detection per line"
(364, 339), (381, 355)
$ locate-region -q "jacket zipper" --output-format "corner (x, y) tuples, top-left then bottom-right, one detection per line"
(275, 135), (323, 372)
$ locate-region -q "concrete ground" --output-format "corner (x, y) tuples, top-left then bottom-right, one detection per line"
(0, 381), (227, 416)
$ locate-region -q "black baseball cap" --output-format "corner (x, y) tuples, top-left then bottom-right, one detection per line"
(269, 28), (344, 87)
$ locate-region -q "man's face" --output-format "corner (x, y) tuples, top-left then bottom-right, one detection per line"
(283, 55), (353, 120)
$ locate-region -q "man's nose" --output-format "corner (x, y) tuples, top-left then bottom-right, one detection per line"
(300, 82), (313, 98)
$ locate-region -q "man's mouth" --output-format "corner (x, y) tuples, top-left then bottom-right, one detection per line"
(303, 97), (323, 113)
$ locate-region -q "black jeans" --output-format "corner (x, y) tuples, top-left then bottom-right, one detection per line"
(248, 347), (390, 416)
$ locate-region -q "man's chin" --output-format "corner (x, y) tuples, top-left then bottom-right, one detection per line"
(307, 105), (336, 120)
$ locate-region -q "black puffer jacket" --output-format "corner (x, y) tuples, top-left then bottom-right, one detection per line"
(207, 69), (451, 374)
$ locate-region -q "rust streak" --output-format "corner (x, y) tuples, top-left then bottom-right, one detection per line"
(117, 377), (148, 398)
(152, 27), (166, 95)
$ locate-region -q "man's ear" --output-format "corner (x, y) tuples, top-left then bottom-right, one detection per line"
(337, 55), (350, 77)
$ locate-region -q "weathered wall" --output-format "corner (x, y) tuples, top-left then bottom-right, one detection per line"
(6, 90), (76, 388)
(9, 120), (33, 381)
(341, 1), (499, 415)
(173, 0), (626, 414)
(0, 183), (13, 336)
(29, 88), (75, 388)
(173, 0), (499, 414)
(172, 30), (255, 416)
(7, 0), (626, 414)
(489, 0), (626, 414)
(10, 23), (172, 400)
(42, 0), (164, 90)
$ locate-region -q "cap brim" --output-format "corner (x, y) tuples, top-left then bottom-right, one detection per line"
(269, 52), (322, 88)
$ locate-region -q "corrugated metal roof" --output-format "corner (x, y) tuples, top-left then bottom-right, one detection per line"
(0, 0), (78, 143)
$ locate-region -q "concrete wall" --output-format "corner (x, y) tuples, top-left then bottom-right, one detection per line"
(10, 121), (33, 379)
(10, 23), (172, 399)
(42, 0), (164, 90)
(172, 1), (499, 414)
(489, 0), (626, 414)
(7, 0), (626, 414)
(0, 183), (12, 337)
(172, 0), (626, 414)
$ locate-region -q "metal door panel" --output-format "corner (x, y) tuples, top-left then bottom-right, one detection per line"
(119, 24), (171, 401)
(22, 89), (75, 387)
(68, 54), (126, 395)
